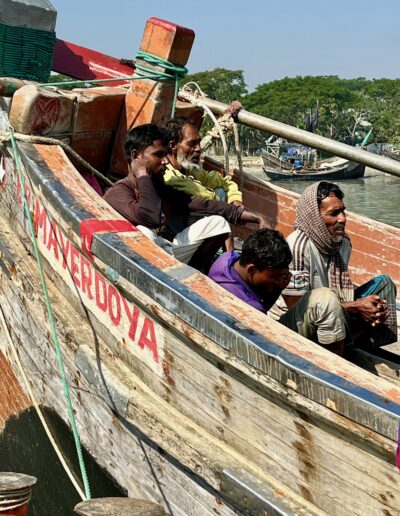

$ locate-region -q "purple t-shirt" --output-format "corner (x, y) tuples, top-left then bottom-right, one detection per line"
(209, 251), (277, 313)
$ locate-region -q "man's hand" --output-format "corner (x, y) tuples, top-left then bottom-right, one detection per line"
(344, 295), (388, 326)
(131, 157), (150, 179)
(238, 210), (270, 229)
(226, 101), (243, 121)
(232, 200), (244, 207)
(257, 214), (271, 229)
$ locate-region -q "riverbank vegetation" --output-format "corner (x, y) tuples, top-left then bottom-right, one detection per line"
(181, 70), (400, 152)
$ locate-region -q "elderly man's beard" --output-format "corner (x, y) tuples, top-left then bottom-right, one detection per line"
(177, 152), (201, 173)
(331, 223), (345, 243)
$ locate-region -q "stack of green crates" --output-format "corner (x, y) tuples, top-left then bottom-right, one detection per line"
(0, 21), (56, 82)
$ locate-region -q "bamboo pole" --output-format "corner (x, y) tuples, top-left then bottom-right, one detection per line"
(179, 90), (400, 178)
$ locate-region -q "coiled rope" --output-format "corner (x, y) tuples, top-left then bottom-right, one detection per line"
(181, 83), (245, 184)
(8, 125), (91, 500)
(0, 484), (32, 511)
(0, 23), (56, 82)
(180, 83), (230, 175)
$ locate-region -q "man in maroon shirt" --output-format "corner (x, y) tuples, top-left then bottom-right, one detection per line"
(104, 124), (268, 272)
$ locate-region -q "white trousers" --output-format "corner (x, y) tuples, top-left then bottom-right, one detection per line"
(138, 215), (231, 264)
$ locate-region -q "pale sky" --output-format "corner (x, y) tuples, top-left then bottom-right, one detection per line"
(50, 0), (400, 92)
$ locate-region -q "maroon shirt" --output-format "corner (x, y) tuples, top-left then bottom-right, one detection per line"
(103, 175), (244, 239)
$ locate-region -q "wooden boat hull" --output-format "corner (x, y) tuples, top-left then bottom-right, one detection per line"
(261, 149), (366, 180)
(1, 18), (400, 515)
(0, 132), (399, 514)
(383, 148), (400, 162)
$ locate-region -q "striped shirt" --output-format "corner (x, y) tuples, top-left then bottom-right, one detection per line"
(282, 229), (352, 296)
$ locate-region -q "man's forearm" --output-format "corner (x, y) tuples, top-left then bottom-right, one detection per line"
(342, 301), (361, 316)
(187, 196), (244, 225)
(282, 294), (303, 309)
(239, 210), (269, 228)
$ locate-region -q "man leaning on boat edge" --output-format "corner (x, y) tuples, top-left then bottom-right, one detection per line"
(209, 229), (347, 355)
(103, 123), (268, 273)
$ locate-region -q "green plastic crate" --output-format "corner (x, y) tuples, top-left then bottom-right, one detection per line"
(0, 22), (56, 81)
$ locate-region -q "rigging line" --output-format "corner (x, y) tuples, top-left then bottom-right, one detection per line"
(182, 86), (230, 175)
(9, 126), (91, 500)
(0, 130), (114, 187)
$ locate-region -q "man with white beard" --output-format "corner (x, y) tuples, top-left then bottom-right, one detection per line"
(164, 117), (243, 206)
(281, 181), (397, 349)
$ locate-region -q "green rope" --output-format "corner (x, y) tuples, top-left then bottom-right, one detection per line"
(41, 50), (188, 117)
(9, 127), (91, 501)
(42, 74), (157, 88)
(135, 50), (187, 117)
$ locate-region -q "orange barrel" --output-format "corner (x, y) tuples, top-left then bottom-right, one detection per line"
(0, 473), (37, 516)
(74, 497), (166, 515)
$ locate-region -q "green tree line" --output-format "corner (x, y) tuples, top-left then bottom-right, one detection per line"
(181, 70), (400, 152)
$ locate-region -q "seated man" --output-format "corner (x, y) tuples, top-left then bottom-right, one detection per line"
(164, 117), (244, 251)
(209, 228), (346, 355)
(282, 180), (397, 347)
(103, 124), (268, 273)
(164, 117), (243, 205)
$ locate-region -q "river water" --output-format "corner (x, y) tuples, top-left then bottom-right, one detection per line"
(259, 169), (400, 228)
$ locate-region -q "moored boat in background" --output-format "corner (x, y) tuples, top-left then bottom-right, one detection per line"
(261, 141), (366, 181)
(1, 3), (400, 514)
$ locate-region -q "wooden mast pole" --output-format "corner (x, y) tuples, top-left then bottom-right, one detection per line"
(179, 90), (400, 178)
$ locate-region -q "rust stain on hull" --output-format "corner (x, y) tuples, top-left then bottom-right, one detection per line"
(0, 350), (30, 429)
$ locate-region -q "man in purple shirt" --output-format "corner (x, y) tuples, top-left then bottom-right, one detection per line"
(209, 229), (346, 355)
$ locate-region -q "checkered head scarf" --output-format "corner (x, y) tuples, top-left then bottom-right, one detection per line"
(295, 181), (354, 302)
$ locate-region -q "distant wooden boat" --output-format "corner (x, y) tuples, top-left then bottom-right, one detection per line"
(1, 11), (400, 516)
(382, 148), (400, 162)
(262, 144), (366, 180)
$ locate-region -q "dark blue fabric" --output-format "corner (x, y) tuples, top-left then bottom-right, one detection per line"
(354, 275), (388, 299)
(354, 275), (397, 347)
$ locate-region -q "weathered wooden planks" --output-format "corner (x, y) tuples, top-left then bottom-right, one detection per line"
(2, 143), (400, 514)
(0, 220), (237, 516)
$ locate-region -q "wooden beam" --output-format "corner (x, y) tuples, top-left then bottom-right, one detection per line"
(52, 39), (134, 86)
(110, 18), (195, 175)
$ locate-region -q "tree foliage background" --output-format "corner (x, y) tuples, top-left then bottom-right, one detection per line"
(180, 70), (400, 153)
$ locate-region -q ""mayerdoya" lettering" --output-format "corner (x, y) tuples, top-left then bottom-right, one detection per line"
(33, 199), (159, 363)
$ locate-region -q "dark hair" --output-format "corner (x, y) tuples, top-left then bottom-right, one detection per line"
(239, 229), (292, 270)
(316, 181), (344, 207)
(165, 117), (197, 145)
(124, 124), (168, 163)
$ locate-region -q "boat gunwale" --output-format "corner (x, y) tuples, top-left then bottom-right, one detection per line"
(242, 169), (400, 237)
(12, 139), (400, 443)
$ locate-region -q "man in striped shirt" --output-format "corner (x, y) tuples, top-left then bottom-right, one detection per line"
(282, 181), (397, 349)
